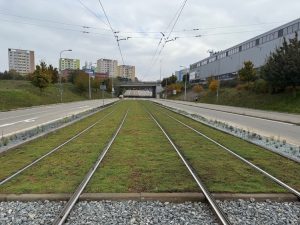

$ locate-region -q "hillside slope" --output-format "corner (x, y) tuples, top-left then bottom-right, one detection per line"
(0, 80), (110, 111)
(169, 87), (300, 114)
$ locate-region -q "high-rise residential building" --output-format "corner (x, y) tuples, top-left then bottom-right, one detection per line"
(8, 48), (35, 75)
(59, 58), (80, 71)
(96, 58), (118, 78)
(118, 65), (136, 81)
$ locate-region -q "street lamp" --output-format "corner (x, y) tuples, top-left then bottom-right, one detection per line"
(180, 66), (188, 101)
(59, 49), (72, 103)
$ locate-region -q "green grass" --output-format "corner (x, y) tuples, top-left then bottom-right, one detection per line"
(0, 80), (111, 111)
(148, 102), (300, 191)
(86, 101), (197, 193)
(0, 102), (127, 193)
(171, 87), (300, 114)
(0, 100), (298, 194)
(0, 102), (119, 181)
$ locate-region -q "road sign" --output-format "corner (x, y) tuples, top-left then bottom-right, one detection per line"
(100, 85), (106, 91)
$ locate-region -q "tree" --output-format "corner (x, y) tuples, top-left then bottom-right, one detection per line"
(192, 84), (204, 94)
(238, 61), (256, 84)
(161, 75), (177, 87)
(209, 79), (219, 93)
(262, 33), (300, 95)
(31, 62), (52, 92)
(0, 70), (24, 80)
(48, 64), (59, 84)
(74, 71), (89, 93)
(182, 73), (190, 83)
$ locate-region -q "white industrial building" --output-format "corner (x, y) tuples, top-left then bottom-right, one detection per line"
(189, 18), (300, 83)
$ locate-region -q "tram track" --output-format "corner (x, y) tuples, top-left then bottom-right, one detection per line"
(52, 109), (129, 225)
(0, 104), (117, 186)
(149, 103), (300, 199)
(146, 108), (231, 225)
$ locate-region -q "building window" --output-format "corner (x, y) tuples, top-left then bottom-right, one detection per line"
(278, 29), (283, 37)
(292, 23), (299, 32)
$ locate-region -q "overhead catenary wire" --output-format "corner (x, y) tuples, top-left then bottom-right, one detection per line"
(0, 10), (110, 31)
(143, 0), (188, 80)
(97, 0), (125, 65)
(0, 18), (114, 37)
(0, 9), (287, 35)
(150, 0), (187, 66)
(77, 0), (109, 28)
(145, 0), (188, 80)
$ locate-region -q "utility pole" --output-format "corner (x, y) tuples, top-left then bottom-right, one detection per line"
(166, 78), (168, 99)
(180, 66), (188, 101)
(59, 49), (72, 103)
(88, 74), (91, 99)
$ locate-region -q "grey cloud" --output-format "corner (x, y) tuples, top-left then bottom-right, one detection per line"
(0, 0), (300, 81)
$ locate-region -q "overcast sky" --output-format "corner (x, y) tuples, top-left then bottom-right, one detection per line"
(0, 0), (299, 81)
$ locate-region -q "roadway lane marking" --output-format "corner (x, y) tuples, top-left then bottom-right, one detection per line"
(161, 101), (295, 126)
(0, 118), (37, 128)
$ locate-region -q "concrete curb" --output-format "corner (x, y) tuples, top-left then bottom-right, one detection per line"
(0, 193), (298, 203)
(0, 101), (118, 154)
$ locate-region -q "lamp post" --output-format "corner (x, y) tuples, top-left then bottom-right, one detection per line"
(59, 49), (72, 103)
(180, 66), (188, 101)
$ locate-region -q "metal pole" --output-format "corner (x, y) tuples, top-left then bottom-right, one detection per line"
(59, 52), (63, 103)
(217, 79), (220, 103)
(166, 79), (168, 99)
(102, 89), (104, 106)
(184, 75), (187, 101)
(89, 75), (91, 99)
(59, 49), (72, 103)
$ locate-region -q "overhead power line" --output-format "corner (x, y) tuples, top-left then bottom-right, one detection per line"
(146, 0), (188, 79)
(77, 0), (109, 28)
(97, 0), (125, 65)
(0, 11), (110, 31)
(144, 0), (188, 79)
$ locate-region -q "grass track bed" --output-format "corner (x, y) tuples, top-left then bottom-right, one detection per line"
(0, 103), (119, 181)
(0, 100), (298, 194)
(0, 103), (127, 193)
(86, 101), (198, 193)
(148, 102), (300, 191)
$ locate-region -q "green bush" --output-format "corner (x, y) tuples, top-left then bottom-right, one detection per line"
(253, 79), (269, 94)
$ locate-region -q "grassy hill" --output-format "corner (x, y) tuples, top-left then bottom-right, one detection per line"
(0, 80), (111, 111)
(169, 87), (300, 114)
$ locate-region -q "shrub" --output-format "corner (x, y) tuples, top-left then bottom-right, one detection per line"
(253, 79), (269, 93)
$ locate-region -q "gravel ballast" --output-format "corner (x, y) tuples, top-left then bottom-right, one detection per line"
(0, 200), (299, 225)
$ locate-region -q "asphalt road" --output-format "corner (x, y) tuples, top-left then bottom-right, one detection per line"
(152, 99), (300, 146)
(0, 99), (118, 137)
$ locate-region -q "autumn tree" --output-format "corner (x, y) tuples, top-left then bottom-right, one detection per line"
(192, 84), (204, 94)
(209, 79), (219, 93)
(74, 71), (89, 93)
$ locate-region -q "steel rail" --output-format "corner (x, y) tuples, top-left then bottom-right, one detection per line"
(52, 109), (129, 225)
(0, 105), (117, 186)
(158, 107), (300, 199)
(147, 109), (232, 225)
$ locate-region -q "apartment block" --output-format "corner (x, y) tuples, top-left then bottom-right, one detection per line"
(118, 65), (136, 81)
(96, 59), (118, 78)
(59, 58), (80, 71)
(8, 48), (35, 75)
